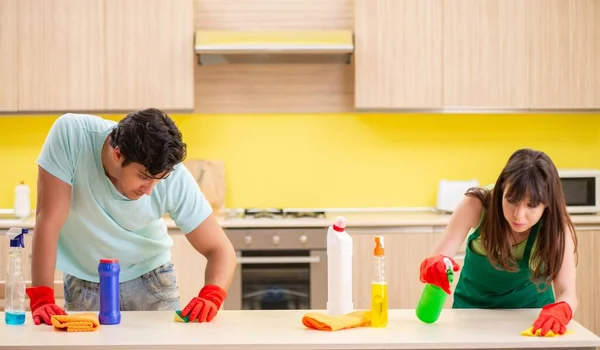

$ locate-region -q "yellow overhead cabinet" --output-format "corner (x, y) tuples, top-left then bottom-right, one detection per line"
(7, 0), (194, 113)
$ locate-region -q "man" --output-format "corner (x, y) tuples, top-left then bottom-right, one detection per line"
(26, 108), (237, 325)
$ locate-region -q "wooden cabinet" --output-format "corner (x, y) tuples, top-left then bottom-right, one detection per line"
(17, 0), (106, 112)
(350, 227), (600, 337)
(529, 0), (600, 109)
(1, 226), (598, 339)
(351, 228), (442, 309)
(0, 233), (200, 312)
(3, 0), (194, 113)
(442, 0), (529, 109)
(0, 0), (18, 112)
(573, 229), (600, 337)
(170, 234), (207, 307)
(104, 0), (194, 111)
(354, 0), (442, 110)
(355, 0), (600, 111)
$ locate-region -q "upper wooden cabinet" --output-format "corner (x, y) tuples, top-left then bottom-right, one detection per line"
(104, 0), (194, 111)
(443, 0), (529, 109)
(355, 0), (600, 111)
(5, 0), (194, 113)
(0, 0), (18, 112)
(529, 0), (600, 109)
(18, 0), (106, 112)
(354, 0), (442, 110)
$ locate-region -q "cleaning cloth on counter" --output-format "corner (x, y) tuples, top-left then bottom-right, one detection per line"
(302, 310), (371, 331)
(51, 313), (100, 332)
(521, 326), (574, 337)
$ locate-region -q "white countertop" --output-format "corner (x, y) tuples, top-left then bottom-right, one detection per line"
(2, 210), (600, 231)
(0, 309), (599, 350)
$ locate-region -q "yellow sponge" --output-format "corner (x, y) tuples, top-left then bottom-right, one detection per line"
(174, 310), (190, 323)
(521, 326), (574, 337)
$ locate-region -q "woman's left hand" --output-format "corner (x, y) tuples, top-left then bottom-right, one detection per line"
(531, 301), (573, 336)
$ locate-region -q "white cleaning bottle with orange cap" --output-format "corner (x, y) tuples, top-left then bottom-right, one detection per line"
(326, 216), (354, 315)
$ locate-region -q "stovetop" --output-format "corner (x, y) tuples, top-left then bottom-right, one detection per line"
(241, 208), (326, 219)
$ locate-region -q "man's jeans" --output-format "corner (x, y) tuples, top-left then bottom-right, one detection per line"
(63, 262), (181, 311)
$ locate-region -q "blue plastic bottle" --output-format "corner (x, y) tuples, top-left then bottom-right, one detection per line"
(4, 228), (28, 325)
(98, 258), (121, 325)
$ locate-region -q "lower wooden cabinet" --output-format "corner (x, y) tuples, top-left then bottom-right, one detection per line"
(1, 228), (598, 338)
(351, 228), (600, 337)
(170, 234), (207, 307)
(351, 228), (442, 310)
(573, 229), (600, 336)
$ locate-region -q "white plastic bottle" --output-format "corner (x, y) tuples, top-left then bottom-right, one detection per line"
(326, 216), (354, 315)
(5, 227), (28, 325)
(13, 181), (31, 219)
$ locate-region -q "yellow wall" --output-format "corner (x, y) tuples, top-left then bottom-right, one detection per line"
(1, 113), (599, 210)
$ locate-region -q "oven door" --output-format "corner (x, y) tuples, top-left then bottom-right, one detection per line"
(224, 249), (327, 310)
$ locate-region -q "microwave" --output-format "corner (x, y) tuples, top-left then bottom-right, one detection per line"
(558, 169), (600, 214)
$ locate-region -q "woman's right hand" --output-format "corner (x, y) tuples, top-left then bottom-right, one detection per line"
(419, 254), (460, 294)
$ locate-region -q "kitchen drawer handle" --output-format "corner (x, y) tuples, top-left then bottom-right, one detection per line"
(236, 256), (320, 264)
(0, 280), (63, 285)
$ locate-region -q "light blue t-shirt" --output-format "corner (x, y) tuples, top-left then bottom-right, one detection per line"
(37, 113), (212, 283)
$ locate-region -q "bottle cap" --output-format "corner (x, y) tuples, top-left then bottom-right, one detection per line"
(100, 258), (119, 264)
(332, 216), (347, 232)
(374, 236), (384, 256)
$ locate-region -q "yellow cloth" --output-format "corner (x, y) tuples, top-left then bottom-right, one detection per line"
(521, 326), (574, 337)
(302, 310), (371, 331)
(51, 313), (100, 332)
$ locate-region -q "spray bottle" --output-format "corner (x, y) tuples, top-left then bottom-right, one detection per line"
(5, 227), (28, 325)
(371, 236), (388, 327)
(326, 216), (354, 315)
(415, 257), (454, 324)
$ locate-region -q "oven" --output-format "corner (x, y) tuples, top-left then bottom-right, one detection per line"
(223, 227), (327, 310)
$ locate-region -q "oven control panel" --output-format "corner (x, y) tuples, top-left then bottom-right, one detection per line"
(225, 228), (327, 250)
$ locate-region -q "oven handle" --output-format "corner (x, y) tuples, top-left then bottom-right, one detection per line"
(236, 256), (321, 264)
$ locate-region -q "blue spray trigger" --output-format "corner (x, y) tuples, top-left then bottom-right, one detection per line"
(6, 228), (28, 248)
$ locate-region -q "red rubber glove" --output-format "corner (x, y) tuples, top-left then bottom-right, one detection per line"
(181, 284), (227, 323)
(25, 286), (67, 325)
(419, 254), (460, 294)
(531, 301), (572, 336)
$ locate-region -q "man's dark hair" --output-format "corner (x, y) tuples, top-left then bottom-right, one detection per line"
(109, 108), (187, 177)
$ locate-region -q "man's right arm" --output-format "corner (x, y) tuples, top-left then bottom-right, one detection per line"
(31, 165), (71, 288)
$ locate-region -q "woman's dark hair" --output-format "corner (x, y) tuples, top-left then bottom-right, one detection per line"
(465, 148), (577, 291)
(109, 108), (187, 177)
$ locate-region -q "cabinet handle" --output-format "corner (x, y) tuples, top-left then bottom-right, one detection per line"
(0, 280), (63, 285)
(236, 256), (320, 264)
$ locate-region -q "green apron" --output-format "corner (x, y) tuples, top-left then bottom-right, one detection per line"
(452, 221), (555, 309)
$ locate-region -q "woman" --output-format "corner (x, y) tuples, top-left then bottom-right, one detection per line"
(420, 148), (578, 336)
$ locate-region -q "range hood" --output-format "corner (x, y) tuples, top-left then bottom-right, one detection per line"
(194, 30), (354, 63)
